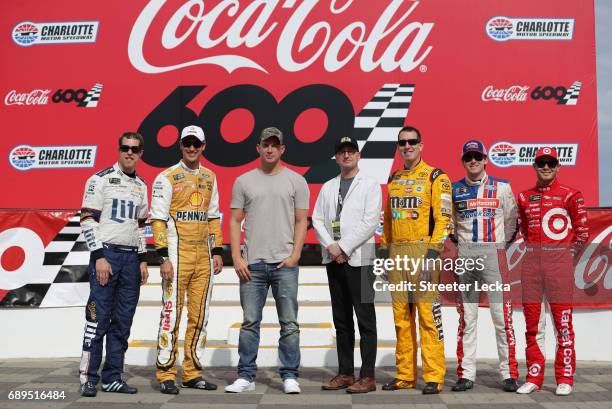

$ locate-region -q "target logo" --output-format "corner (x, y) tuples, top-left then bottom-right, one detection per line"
(489, 143), (517, 167)
(12, 22), (38, 46)
(486, 17), (514, 41)
(9, 146), (37, 169)
(542, 208), (571, 240)
(528, 363), (542, 377)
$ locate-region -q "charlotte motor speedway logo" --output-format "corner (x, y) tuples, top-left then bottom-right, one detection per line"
(486, 17), (574, 41)
(9, 145), (97, 170)
(488, 142), (578, 168)
(12, 21), (99, 46)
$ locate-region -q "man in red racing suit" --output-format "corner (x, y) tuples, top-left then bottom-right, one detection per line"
(516, 147), (589, 396)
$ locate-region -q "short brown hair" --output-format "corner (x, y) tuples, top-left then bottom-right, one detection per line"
(118, 132), (144, 149)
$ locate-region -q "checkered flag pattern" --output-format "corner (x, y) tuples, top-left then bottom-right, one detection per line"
(78, 83), (103, 108)
(558, 81), (581, 105)
(304, 84), (415, 184)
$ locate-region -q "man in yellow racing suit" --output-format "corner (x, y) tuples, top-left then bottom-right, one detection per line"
(381, 126), (452, 394)
(151, 125), (223, 394)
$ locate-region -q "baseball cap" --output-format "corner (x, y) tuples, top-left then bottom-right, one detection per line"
(260, 127), (283, 144)
(534, 146), (558, 161)
(180, 125), (205, 142)
(461, 140), (487, 156)
(334, 136), (359, 154)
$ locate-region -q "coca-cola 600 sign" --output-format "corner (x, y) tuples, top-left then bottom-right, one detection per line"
(0, 0), (599, 240)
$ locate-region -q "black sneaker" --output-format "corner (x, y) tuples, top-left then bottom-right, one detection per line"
(451, 378), (474, 392)
(423, 382), (442, 394)
(182, 377), (218, 390)
(502, 378), (518, 392)
(160, 380), (180, 395)
(80, 381), (97, 397)
(101, 380), (138, 394)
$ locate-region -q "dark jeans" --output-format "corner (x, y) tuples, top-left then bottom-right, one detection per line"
(326, 262), (377, 378)
(238, 262), (300, 381)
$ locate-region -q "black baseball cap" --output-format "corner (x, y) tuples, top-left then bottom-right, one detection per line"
(334, 136), (359, 154)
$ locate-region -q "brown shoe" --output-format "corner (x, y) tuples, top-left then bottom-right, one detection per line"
(347, 377), (376, 394)
(322, 374), (355, 390)
(382, 378), (416, 391)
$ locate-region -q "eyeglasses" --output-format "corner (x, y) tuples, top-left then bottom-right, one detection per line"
(336, 150), (357, 156)
(119, 145), (142, 154)
(535, 159), (558, 169)
(398, 139), (420, 147)
(182, 139), (203, 149)
(462, 152), (485, 162)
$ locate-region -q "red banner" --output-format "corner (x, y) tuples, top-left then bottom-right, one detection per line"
(0, 0), (599, 245)
(0, 208), (610, 308)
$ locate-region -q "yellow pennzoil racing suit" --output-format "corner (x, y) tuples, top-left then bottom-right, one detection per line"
(381, 159), (452, 384)
(150, 161), (223, 383)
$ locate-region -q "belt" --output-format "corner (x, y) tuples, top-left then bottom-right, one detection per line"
(103, 243), (138, 253)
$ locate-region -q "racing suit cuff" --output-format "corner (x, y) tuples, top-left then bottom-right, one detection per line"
(156, 248), (169, 258)
(91, 248), (105, 261)
(138, 252), (148, 263)
(424, 248), (441, 260)
(211, 247), (224, 257)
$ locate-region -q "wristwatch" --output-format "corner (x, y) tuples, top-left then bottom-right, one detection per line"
(159, 256), (170, 265)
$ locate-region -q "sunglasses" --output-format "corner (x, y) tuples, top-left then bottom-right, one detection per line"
(182, 139), (203, 149)
(398, 139), (420, 147)
(462, 152), (485, 162)
(535, 159), (559, 169)
(119, 145), (142, 154)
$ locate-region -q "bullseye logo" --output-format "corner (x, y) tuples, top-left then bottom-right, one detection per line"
(542, 208), (571, 240)
(489, 143), (517, 167)
(12, 22), (38, 45)
(528, 363), (542, 377)
(486, 17), (513, 41)
(9, 146), (37, 169)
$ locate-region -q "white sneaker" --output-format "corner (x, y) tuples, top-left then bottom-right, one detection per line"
(555, 383), (573, 396)
(283, 378), (301, 394)
(224, 378), (255, 393)
(516, 382), (539, 394)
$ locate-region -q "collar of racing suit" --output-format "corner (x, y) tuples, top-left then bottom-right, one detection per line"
(463, 172), (488, 186)
(536, 177), (560, 192)
(402, 158), (426, 173)
(179, 160), (202, 174)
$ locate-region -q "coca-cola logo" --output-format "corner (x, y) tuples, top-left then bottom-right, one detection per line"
(481, 85), (529, 102)
(128, 0), (434, 74)
(4, 89), (50, 106)
(575, 226), (612, 290)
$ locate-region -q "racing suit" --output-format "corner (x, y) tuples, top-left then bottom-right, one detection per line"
(452, 174), (518, 382)
(151, 161), (223, 383)
(381, 159), (452, 384)
(517, 179), (589, 387)
(79, 163), (148, 385)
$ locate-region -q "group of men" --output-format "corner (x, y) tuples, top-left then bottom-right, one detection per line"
(77, 124), (588, 398)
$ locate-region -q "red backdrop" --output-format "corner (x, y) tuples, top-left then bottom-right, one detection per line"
(0, 0), (599, 246)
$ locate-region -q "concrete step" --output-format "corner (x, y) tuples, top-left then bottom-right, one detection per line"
(146, 266), (329, 285)
(125, 339), (397, 367)
(138, 282), (333, 303)
(226, 322), (333, 346)
(130, 303), (397, 341)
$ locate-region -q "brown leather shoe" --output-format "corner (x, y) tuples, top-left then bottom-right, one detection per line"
(322, 374), (355, 390)
(347, 377), (376, 394)
(382, 378), (416, 391)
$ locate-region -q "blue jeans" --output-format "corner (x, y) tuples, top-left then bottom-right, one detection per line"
(238, 262), (300, 381)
